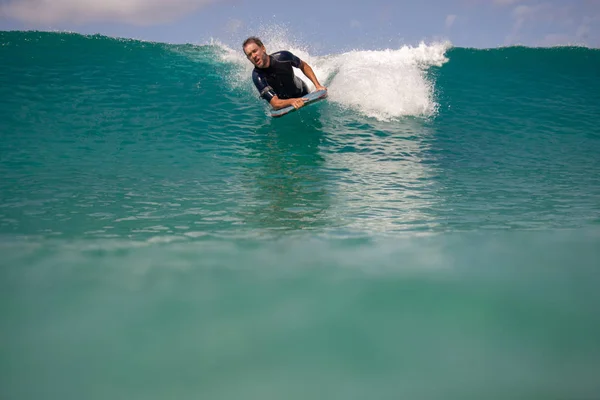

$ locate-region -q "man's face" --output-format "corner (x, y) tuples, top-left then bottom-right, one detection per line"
(244, 42), (268, 68)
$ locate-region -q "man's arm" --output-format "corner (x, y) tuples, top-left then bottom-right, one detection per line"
(253, 68), (306, 110)
(267, 59), (324, 110)
(269, 59), (326, 109)
(299, 61), (327, 91)
(269, 96), (308, 110)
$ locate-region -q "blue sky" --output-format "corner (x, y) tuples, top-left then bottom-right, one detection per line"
(0, 0), (598, 53)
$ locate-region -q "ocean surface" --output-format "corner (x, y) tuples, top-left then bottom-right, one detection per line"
(1, 31), (599, 399)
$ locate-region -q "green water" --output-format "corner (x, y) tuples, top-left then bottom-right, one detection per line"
(1, 31), (599, 399)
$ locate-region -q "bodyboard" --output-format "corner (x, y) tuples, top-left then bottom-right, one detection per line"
(269, 90), (328, 118)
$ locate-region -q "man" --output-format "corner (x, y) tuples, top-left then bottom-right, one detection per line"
(243, 37), (327, 110)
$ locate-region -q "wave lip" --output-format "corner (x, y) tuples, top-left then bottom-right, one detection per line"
(214, 36), (451, 121)
(324, 41), (451, 120)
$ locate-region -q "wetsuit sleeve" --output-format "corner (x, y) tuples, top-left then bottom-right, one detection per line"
(275, 51), (303, 68)
(252, 70), (276, 102)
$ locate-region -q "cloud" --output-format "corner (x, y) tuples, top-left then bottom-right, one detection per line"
(350, 19), (362, 29)
(504, 4), (541, 44)
(464, 0), (599, 46)
(445, 14), (457, 29)
(226, 18), (243, 33)
(537, 32), (591, 47)
(0, 0), (220, 26)
(464, 0), (526, 6)
(576, 23), (590, 39)
(538, 33), (573, 46)
(575, 15), (600, 40)
(494, 0), (521, 5)
(514, 3), (575, 26)
(503, 3), (600, 46)
(505, 3), (574, 45)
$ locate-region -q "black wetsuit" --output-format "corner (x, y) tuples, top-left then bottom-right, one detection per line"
(251, 51), (309, 103)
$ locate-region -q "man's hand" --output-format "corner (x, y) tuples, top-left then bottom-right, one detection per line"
(299, 61), (327, 93)
(292, 98), (307, 109)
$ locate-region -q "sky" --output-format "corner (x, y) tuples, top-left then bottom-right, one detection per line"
(0, 0), (598, 52)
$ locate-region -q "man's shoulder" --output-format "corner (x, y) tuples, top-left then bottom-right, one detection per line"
(270, 50), (302, 68)
(251, 67), (268, 88)
(271, 50), (298, 62)
(252, 67), (266, 78)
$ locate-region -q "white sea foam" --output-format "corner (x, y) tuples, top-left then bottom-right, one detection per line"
(323, 43), (450, 120)
(215, 30), (451, 121)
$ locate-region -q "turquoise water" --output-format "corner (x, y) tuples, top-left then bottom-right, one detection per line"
(1, 31), (599, 399)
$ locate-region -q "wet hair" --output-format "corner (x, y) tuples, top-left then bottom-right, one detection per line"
(242, 36), (264, 49)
